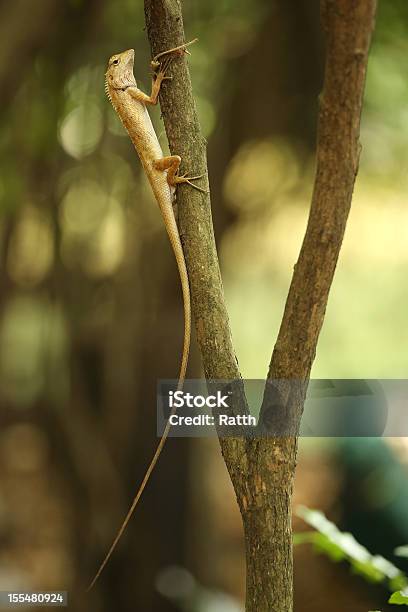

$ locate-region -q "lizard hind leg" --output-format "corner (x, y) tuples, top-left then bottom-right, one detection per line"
(154, 155), (208, 194)
(175, 173), (208, 194)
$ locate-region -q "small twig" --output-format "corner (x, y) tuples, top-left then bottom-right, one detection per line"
(152, 37), (198, 63)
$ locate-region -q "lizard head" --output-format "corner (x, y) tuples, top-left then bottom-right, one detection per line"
(105, 49), (137, 89)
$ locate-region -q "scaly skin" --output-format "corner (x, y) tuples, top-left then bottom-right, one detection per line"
(88, 44), (201, 590)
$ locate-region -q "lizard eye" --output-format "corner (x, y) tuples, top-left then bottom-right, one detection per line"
(112, 59), (120, 66)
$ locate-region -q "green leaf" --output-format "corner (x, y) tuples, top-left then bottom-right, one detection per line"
(292, 531), (316, 545)
(389, 588), (408, 605)
(389, 573), (408, 594)
(395, 547), (408, 559)
(295, 506), (407, 592)
(312, 532), (347, 562)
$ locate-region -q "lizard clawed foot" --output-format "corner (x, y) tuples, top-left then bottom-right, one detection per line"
(158, 74), (173, 82)
(151, 39), (198, 84)
(175, 173), (209, 194)
(152, 55), (173, 82)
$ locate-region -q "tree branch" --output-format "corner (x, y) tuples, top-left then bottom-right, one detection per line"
(266, 0), (377, 385)
(144, 0), (248, 476)
(244, 2), (377, 611)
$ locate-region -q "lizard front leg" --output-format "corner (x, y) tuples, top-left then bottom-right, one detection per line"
(127, 69), (169, 106)
(128, 52), (175, 105)
(154, 156), (207, 194)
(128, 40), (197, 106)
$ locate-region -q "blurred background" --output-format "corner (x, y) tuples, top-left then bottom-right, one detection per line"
(0, 0), (408, 610)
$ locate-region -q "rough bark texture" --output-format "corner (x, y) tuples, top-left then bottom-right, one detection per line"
(144, 1), (376, 611)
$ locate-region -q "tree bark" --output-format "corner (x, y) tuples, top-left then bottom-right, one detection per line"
(144, 1), (376, 610)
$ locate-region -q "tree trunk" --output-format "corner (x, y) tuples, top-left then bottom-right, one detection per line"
(242, 438), (297, 610)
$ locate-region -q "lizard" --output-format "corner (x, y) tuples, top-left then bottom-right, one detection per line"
(87, 40), (205, 591)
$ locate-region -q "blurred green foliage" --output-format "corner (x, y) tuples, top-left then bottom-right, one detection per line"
(295, 506), (407, 593)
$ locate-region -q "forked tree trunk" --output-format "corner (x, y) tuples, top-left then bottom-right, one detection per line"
(144, 0), (377, 610)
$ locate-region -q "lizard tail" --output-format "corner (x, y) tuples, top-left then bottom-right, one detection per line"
(87, 225), (190, 592)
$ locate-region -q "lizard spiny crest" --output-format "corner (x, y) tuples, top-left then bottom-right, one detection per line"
(104, 78), (113, 105)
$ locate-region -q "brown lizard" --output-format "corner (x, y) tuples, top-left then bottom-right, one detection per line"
(88, 40), (204, 590)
